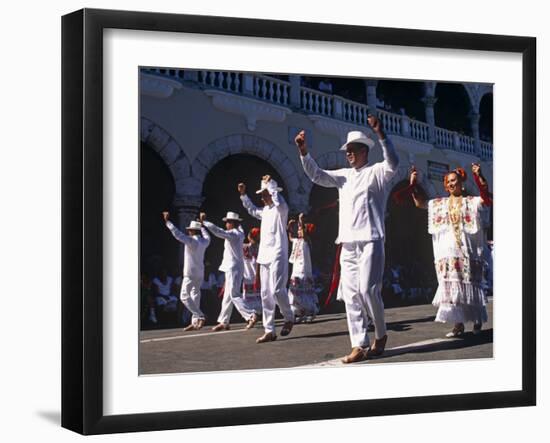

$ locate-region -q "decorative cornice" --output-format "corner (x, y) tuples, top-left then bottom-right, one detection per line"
(140, 73), (182, 98)
(204, 90), (291, 131)
(389, 135), (433, 156)
(308, 115), (370, 144)
(442, 149), (480, 165)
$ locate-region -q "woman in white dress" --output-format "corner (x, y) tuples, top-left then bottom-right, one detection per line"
(242, 227), (263, 321)
(409, 164), (492, 337)
(287, 213), (319, 323)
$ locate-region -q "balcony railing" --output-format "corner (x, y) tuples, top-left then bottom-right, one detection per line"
(141, 69), (493, 160)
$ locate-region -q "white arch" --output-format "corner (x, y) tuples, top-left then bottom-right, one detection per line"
(189, 134), (306, 211)
(140, 117), (191, 197)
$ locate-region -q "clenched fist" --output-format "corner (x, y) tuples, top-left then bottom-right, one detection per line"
(294, 130), (308, 156)
(237, 183), (246, 195)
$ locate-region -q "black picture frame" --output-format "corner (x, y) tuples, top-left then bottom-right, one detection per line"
(61, 8), (536, 435)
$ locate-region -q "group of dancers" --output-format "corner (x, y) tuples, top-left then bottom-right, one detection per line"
(161, 115), (492, 363)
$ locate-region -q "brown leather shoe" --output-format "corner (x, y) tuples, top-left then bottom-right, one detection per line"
(256, 332), (277, 343)
(341, 347), (367, 364)
(183, 323), (196, 332)
(211, 323), (230, 332)
(245, 314), (258, 330)
(280, 321), (293, 337)
(370, 334), (388, 356)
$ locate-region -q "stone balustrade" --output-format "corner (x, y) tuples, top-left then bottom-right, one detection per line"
(253, 74), (290, 106)
(141, 69), (493, 160)
(300, 87), (333, 116)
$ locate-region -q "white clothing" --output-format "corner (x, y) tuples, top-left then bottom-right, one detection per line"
(289, 238), (312, 278)
(165, 221), (210, 320)
(203, 221), (255, 323)
(289, 238), (318, 318)
(203, 221), (245, 272)
(259, 260), (294, 334)
(428, 196), (488, 324)
(300, 138), (398, 244)
(243, 243), (262, 315)
(217, 267), (255, 324)
(340, 241), (386, 348)
(180, 276), (205, 323)
(152, 276), (173, 296)
(241, 192), (292, 333)
(240, 193), (289, 264)
(165, 221), (210, 279)
(300, 137), (398, 348)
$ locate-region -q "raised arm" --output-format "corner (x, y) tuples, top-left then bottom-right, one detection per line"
(202, 220), (239, 240)
(409, 168), (428, 210)
(295, 130), (341, 188)
(163, 212), (193, 245)
(368, 115), (399, 170)
(472, 163), (493, 206)
(238, 183), (263, 220)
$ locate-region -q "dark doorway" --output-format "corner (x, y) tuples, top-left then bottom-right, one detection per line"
(384, 180), (437, 306)
(140, 143), (177, 276)
(200, 154), (288, 273)
(434, 83), (472, 135)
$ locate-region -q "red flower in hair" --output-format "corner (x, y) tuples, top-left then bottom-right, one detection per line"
(305, 223), (316, 236)
(249, 227), (261, 241)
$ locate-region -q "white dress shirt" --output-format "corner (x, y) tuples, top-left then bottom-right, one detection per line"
(165, 221), (210, 278)
(202, 221), (245, 272)
(240, 192), (289, 265)
(300, 138), (399, 243)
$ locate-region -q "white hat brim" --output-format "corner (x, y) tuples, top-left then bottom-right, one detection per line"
(255, 187), (283, 194)
(340, 137), (375, 151)
(222, 217), (243, 222)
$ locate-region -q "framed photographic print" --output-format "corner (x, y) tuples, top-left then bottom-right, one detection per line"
(62, 8), (536, 435)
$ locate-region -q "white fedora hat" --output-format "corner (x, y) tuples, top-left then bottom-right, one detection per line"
(255, 178), (283, 194)
(222, 211), (242, 222)
(340, 130), (375, 151)
(186, 221), (202, 230)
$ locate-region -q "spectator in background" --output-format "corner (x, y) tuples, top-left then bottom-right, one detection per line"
(152, 268), (179, 314)
(141, 272), (157, 325)
(318, 78), (333, 94)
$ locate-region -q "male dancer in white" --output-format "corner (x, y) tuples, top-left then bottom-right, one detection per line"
(239, 176), (294, 343)
(163, 212), (210, 331)
(295, 115), (399, 363)
(201, 211), (258, 331)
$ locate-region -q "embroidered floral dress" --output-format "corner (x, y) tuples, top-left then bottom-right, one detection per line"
(289, 238), (319, 320)
(242, 242), (262, 315)
(428, 196), (488, 324)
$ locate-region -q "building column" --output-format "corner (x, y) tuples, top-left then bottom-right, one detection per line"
(469, 111), (481, 157)
(289, 74), (302, 108)
(365, 79), (378, 116)
(172, 194), (204, 267)
(421, 95), (438, 145)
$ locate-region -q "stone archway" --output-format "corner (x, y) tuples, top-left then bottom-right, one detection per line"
(140, 116), (191, 198)
(189, 134), (307, 212)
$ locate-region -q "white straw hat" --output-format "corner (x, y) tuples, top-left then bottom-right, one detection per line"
(256, 178), (283, 194)
(186, 221), (202, 230)
(340, 130), (375, 150)
(222, 211), (242, 222)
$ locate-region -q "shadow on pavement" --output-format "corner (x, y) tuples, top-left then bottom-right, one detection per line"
(376, 329), (493, 360)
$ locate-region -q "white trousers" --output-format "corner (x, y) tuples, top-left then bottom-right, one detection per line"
(217, 268), (255, 324)
(259, 258), (294, 334)
(340, 240), (386, 348)
(180, 276), (204, 324)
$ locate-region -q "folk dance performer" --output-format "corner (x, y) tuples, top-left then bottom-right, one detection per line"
(295, 115), (399, 363)
(408, 163), (492, 337)
(287, 213), (319, 323)
(239, 176), (294, 343)
(201, 212), (258, 331)
(242, 228), (263, 317)
(162, 211), (210, 331)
